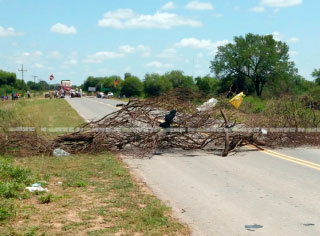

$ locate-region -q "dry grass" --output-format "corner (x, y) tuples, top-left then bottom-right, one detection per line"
(0, 153), (190, 236)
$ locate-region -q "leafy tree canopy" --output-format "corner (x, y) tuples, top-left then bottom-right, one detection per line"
(210, 33), (296, 96)
(312, 69), (320, 86)
(121, 76), (143, 97)
(143, 73), (173, 97)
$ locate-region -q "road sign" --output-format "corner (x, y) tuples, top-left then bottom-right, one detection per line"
(88, 87), (96, 92)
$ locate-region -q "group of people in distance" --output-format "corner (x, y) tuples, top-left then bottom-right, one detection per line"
(1, 90), (31, 101)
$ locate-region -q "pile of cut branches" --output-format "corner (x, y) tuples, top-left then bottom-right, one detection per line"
(55, 90), (263, 157)
(3, 89), (318, 158)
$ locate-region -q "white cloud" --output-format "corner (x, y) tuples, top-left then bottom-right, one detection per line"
(175, 38), (228, 54)
(161, 2), (175, 10)
(289, 51), (298, 56)
(272, 31), (284, 41)
(175, 38), (228, 56)
(0, 26), (23, 37)
(289, 37), (300, 43)
(64, 59), (78, 65)
(119, 45), (135, 53)
(48, 51), (63, 59)
(98, 9), (202, 29)
(176, 38), (213, 49)
(214, 13), (223, 17)
(64, 52), (78, 65)
(250, 6), (266, 12)
(83, 51), (125, 63)
(137, 45), (151, 57)
(15, 51), (43, 64)
(146, 61), (174, 69)
(185, 1), (214, 10)
(35, 63), (44, 68)
(260, 0), (302, 8)
(157, 48), (177, 58)
(119, 44), (151, 56)
(50, 23), (77, 34)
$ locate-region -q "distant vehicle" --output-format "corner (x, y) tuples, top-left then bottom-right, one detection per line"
(106, 92), (114, 98)
(102, 92), (114, 98)
(96, 92), (104, 98)
(70, 89), (81, 98)
(60, 80), (72, 94)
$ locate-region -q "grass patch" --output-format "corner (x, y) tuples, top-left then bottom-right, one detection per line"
(0, 153), (189, 235)
(0, 98), (84, 134)
(0, 96), (189, 235)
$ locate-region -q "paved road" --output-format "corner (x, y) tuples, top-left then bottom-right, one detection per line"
(65, 96), (123, 122)
(66, 96), (320, 236)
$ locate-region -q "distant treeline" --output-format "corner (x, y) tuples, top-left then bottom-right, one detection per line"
(1, 33), (320, 99)
(81, 69), (320, 99)
(81, 34), (320, 99)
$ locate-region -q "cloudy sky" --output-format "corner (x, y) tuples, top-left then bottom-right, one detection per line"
(0, 0), (318, 85)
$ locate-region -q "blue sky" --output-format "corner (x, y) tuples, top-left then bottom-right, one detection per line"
(0, 0), (318, 85)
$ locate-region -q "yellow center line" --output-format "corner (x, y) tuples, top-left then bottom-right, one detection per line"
(247, 144), (320, 171)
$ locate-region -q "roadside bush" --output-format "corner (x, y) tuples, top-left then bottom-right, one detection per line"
(121, 76), (143, 97)
(242, 96), (266, 113)
(0, 199), (15, 221)
(0, 157), (34, 185)
(38, 193), (55, 204)
(0, 157), (35, 200)
(263, 96), (320, 129)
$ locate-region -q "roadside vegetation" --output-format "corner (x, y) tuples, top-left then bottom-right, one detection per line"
(0, 98), (190, 235)
(78, 33), (320, 124)
(0, 153), (189, 236)
(0, 98), (84, 134)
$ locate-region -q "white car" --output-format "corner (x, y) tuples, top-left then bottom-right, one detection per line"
(103, 92), (114, 98)
(107, 92), (114, 98)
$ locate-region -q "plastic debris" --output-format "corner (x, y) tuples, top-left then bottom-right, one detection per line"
(197, 98), (218, 112)
(26, 183), (48, 192)
(58, 181), (62, 185)
(53, 148), (70, 157)
(261, 129), (268, 135)
(31, 183), (42, 187)
(229, 92), (246, 109)
(160, 110), (177, 128)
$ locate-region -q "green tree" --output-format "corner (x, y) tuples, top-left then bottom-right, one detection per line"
(312, 69), (320, 86)
(0, 70), (16, 86)
(163, 70), (196, 90)
(102, 75), (123, 93)
(121, 76), (143, 97)
(124, 72), (132, 80)
(210, 33), (296, 96)
(143, 73), (173, 97)
(195, 75), (219, 95)
(82, 76), (103, 91)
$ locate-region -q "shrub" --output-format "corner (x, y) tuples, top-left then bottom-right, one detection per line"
(264, 96), (320, 129)
(242, 96), (266, 113)
(0, 199), (15, 221)
(37, 193), (55, 204)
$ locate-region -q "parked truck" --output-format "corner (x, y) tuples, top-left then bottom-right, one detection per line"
(60, 80), (72, 95)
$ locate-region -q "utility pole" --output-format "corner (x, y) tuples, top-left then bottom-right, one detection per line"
(18, 64), (27, 92)
(32, 75), (38, 84)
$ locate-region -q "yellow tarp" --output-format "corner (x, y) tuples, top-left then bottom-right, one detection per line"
(229, 92), (246, 109)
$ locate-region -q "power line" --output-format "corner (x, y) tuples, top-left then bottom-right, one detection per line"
(18, 64), (27, 91)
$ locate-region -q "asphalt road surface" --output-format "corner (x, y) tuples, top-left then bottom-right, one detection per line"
(66, 96), (320, 236)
